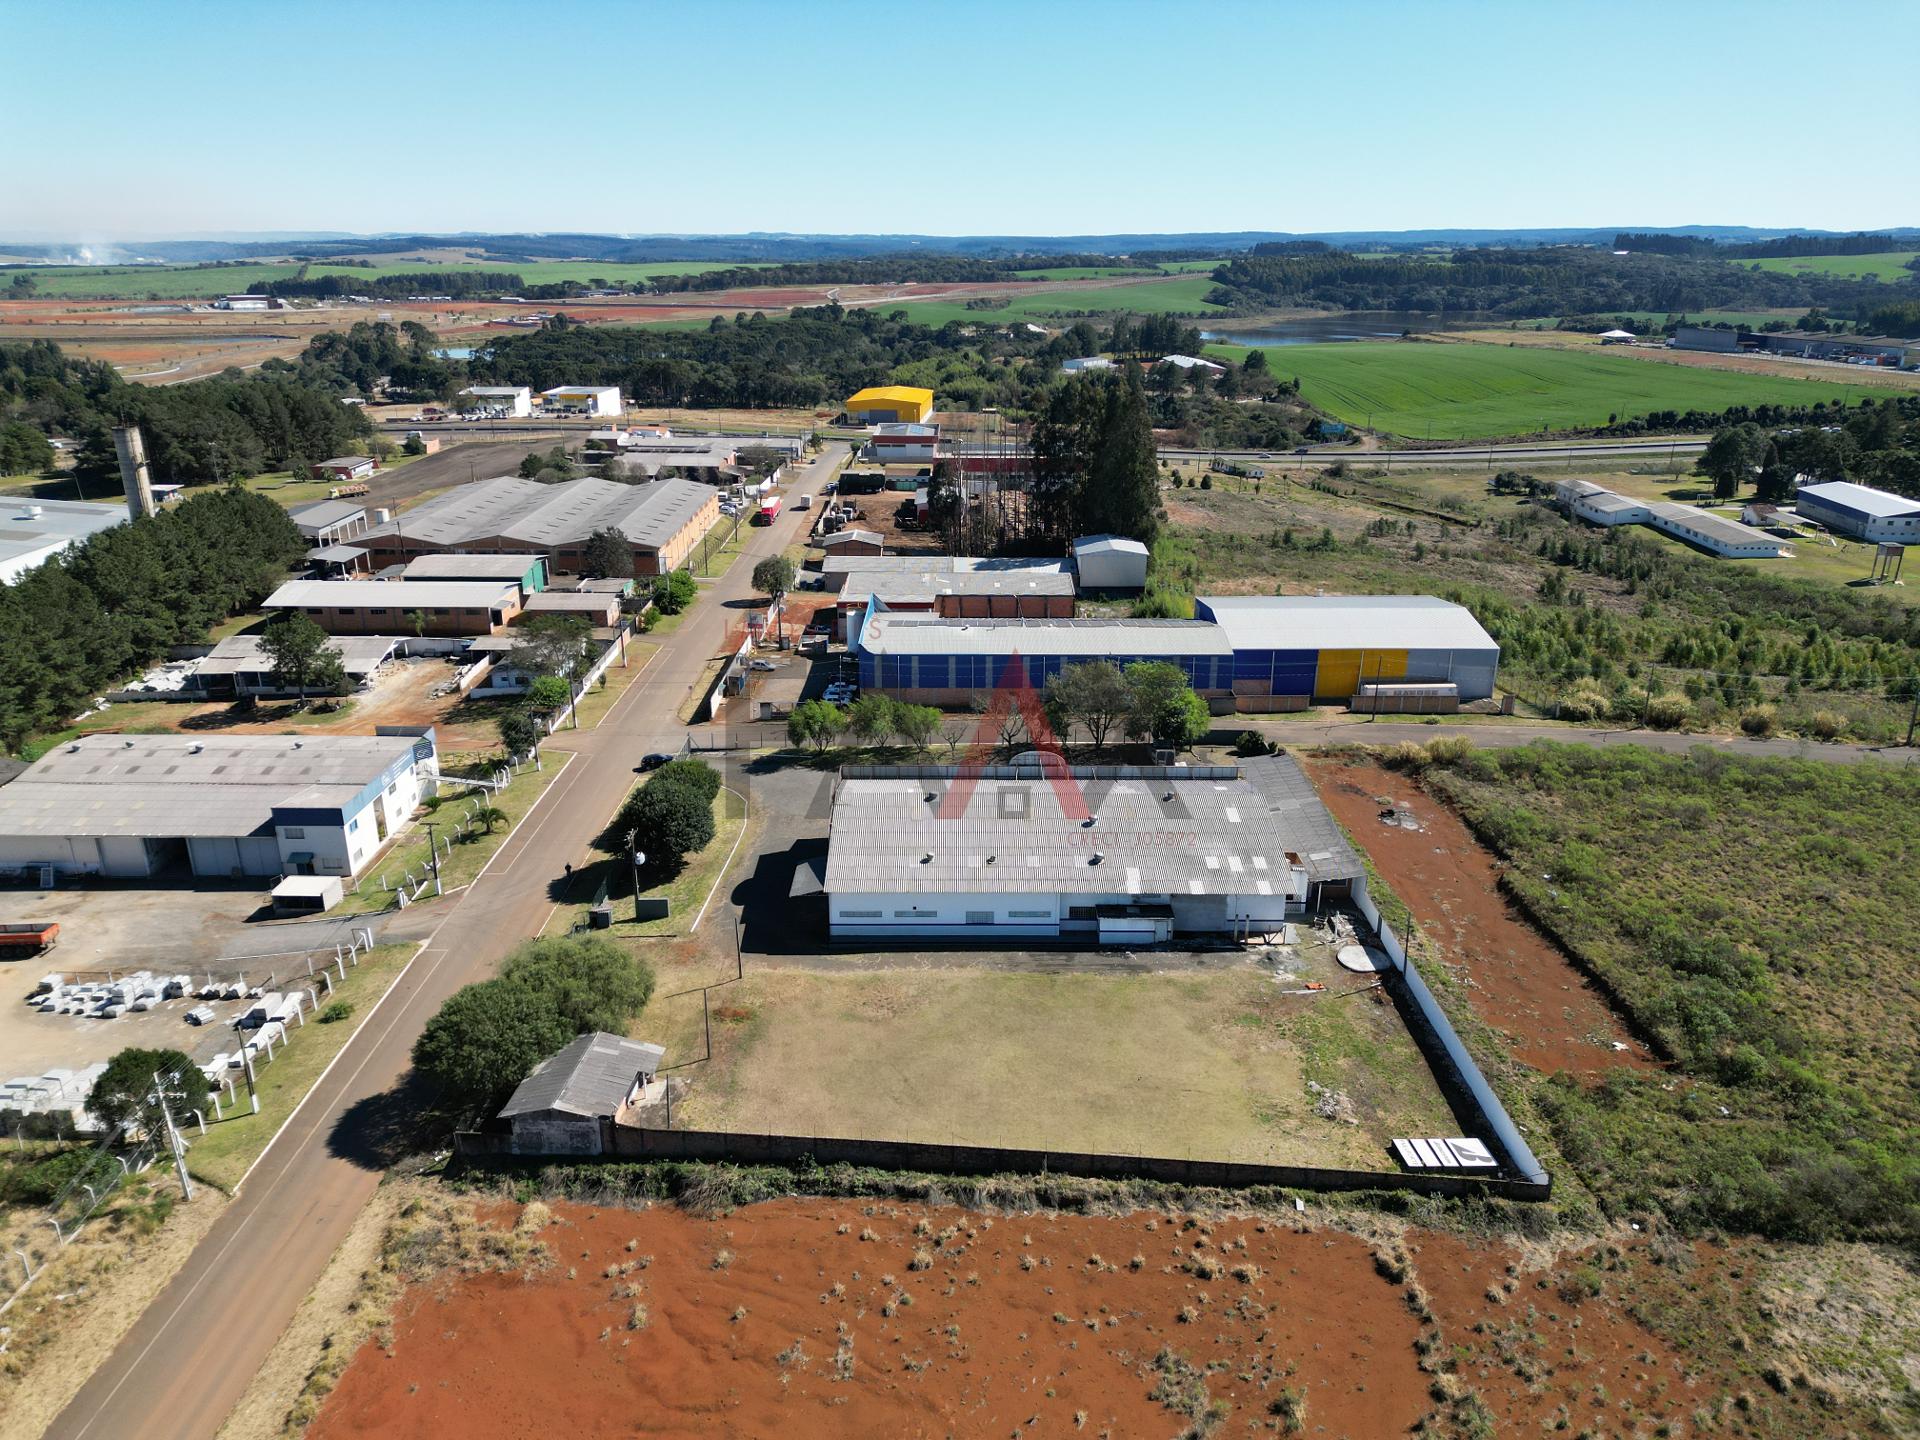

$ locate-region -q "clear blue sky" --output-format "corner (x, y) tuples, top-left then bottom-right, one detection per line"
(5, 0), (1915, 240)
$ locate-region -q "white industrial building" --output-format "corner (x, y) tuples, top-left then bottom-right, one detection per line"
(1645, 502), (1793, 558)
(541, 385), (623, 417)
(0, 497), (128, 584)
(0, 732), (437, 882)
(1070, 533), (1151, 591)
(1061, 356), (1115, 375)
(461, 386), (534, 417)
(1793, 481), (1920, 543)
(1556, 479), (1650, 527)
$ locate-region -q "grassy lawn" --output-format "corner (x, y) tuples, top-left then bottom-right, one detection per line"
(1423, 744), (1920, 1244)
(1199, 338), (1890, 440)
(1746, 251), (1919, 283)
(557, 641), (656, 728)
(664, 964), (1452, 1168)
(545, 788), (748, 940)
(184, 944), (416, 1191)
(338, 754), (571, 912)
(207, 609), (268, 640)
(689, 513), (749, 578)
(892, 275), (1225, 327)
(234, 470), (338, 507)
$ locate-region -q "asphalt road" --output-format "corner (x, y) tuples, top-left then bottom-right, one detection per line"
(43, 446), (848, 1440)
(1155, 437), (1709, 466)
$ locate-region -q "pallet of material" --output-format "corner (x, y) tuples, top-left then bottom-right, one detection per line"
(1392, 1136), (1499, 1171)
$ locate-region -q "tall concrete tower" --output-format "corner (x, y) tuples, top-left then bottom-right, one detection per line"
(112, 425), (155, 520)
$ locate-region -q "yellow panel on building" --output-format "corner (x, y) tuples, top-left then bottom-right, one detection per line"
(1313, 648), (1406, 700)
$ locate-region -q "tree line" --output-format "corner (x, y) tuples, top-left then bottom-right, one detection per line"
(0, 340), (373, 487)
(0, 488), (304, 750)
(1615, 231), (1911, 260)
(249, 270), (523, 300)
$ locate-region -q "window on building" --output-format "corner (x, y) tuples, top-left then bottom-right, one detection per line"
(282, 827), (305, 839)
(964, 910), (994, 925)
(1007, 909), (1052, 919)
(838, 909), (882, 919)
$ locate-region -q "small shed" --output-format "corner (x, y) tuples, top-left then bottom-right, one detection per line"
(271, 875), (344, 916)
(313, 456), (378, 482)
(498, 1032), (666, 1156)
(1071, 533), (1150, 592)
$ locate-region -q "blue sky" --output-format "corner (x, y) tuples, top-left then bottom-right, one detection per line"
(5, 0), (1916, 240)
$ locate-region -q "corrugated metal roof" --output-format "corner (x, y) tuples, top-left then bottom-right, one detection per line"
(825, 766), (1301, 897)
(1581, 491), (1647, 515)
(498, 1032), (665, 1119)
(847, 385), (934, 407)
(265, 579), (517, 610)
(1237, 753), (1366, 885)
(861, 616), (1233, 658)
(402, 553), (543, 581)
(362, 477), (713, 553)
(287, 499), (367, 530)
(1796, 481), (1920, 521)
(838, 568), (1077, 605)
(1072, 533), (1150, 558)
(1647, 503), (1788, 548)
(1197, 595), (1498, 653)
(0, 733), (422, 839)
(521, 591), (620, 614)
(195, 634), (397, 678)
(821, 555), (1066, 576)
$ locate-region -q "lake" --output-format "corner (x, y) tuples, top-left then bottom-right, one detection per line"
(1201, 311), (1496, 347)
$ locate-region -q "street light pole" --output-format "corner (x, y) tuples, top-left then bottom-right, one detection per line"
(422, 821), (444, 896)
(627, 830), (646, 923)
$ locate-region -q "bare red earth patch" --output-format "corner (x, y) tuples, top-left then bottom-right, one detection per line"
(308, 1199), (1430, 1440)
(1308, 757), (1652, 1075)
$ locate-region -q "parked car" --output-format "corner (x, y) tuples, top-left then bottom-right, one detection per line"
(748, 658), (776, 672)
(636, 752), (673, 772)
(794, 494), (813, 510)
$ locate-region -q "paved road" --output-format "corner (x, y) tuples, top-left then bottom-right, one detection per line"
(1156, 437), (1708, 466)
(43, 447), (848, 1440)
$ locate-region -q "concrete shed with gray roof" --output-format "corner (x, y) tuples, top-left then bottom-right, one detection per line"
(498, 1032), (666, 1155)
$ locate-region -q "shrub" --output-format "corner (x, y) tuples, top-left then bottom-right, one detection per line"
(1809, 709), (1847, 741)
(648, 759), (720, 804)
(1556, 686), (1613, 723)
(1738, 705), (1777, 737)
(1232, 730), (1275, 757)
(318, 1000), (354, 1023)
(1644, 693), (1692, 730)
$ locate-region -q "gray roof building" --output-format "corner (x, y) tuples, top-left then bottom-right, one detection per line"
(401, 553), (548, 584)
(499, 1032), (666, 1120)
(861, 615), (1232, 659)
(362, 476), (714, 555)
(265, 579), (520, 611)
(1237, 753), (1365, 887)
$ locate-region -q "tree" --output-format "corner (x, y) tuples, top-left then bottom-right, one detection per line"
(472, 805), (508, 834)
(751, 553), (796, 604)
(650, 569), (698, 615)
(518, 444), (575, 480)
(845, 693), (899, 747)
(259, 610), (347, 698)
(497, 936), (655, 1036)
(1699, 423), (1767, 500)
(1124, 660), (1210, 749)
(624, 775), (716, 872)
(87, 1048), (210, 1141)
(787, 698), (844, 750)
(581, 525), (634, 580)
(648, 758), (720, 804)
(526, 674), (572, 711)
(8, 274), (37, 297)
(401, 432), (428, 456)
(411, 980), (574, 1107)
(893, 701), (942, 752)
(1043, 659), (1131, 752)
(510, 612), (591, 680)
(498, 707), (540, 759)
(0, 420), (55, 475)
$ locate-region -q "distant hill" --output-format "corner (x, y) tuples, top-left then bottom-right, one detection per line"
(2, 226), (1915, 267)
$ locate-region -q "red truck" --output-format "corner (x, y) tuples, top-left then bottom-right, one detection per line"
(0, 920), (59, 959)
(754, 495), (782, 525)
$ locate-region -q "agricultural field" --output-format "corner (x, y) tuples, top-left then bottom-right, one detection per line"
(890, 274), (1225, 327)
(1416, 742), (1920, 1248)
(1200, 338), (1891, 439)
(0, 258), (763, 300)
(1745, 251), (1919, 283)
(1011, 260), (1223, 280)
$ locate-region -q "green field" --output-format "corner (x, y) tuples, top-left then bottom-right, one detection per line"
(891, 274), (1225, 327)
(1746, 251), (1918, 283)
(1200, 338), (1889, 439)
(0, 259), (765, 300)
(1011, 261), (1223, 280)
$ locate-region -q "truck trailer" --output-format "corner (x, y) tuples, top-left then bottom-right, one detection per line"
(0, 921), (59, 959)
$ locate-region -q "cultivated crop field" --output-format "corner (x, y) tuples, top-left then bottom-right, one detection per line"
(1746, 251), (1919, 283)
(891, 274), (1225, 327)
(1200, 338), (1891, 439)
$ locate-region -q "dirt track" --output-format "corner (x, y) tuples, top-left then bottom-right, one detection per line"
(1307, 757), (1653, 1074)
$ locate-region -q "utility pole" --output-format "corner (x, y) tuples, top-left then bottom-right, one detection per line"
(422, 821), (444, 896)
(152, 1072), (193, 1201)
(627, 831), (646, 923)
(1905, 682), (1919, 749)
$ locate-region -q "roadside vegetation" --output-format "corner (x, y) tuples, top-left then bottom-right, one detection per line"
(1407, 741), (1919, 1245)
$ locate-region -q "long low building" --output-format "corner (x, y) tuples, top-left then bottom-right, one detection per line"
(858, 616), (1234, 704)
(0, 732), (437, 882)
(832, 559), (1075, 643)
(187, 633), (400, 700)
(1194, 595), (1501, 706)
(1556, 479), (1650, 527)
(264, 579), (523, 636)
(1793, 481), (1920, 543)
(1644, 502), (1794, 558)
(824, 762), (1321, 943)
(400, 552), (549, 592)
(357, 476), (718, 576)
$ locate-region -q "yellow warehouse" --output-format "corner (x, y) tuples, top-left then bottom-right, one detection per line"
(845, 385), (934, 424)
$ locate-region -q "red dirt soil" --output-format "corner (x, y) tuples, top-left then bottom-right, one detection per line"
(308, 1199), (1432, 1440)
(1307, 757), (1653, 1075)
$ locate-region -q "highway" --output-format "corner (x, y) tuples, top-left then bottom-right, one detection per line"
(43, 445), (848, 1440)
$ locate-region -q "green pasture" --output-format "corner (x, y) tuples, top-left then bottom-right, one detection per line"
(303, 259), (766, 286)
(0, 259), (767, 300)
(1200, 338), (1890, 440)
(891, 274), (1225, 327)
(1745, 251), (1918, 283)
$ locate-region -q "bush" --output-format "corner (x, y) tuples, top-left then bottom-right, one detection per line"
(319, 1000), (354, 1023)
(623, 774), (716, 871)
(1555, 686), (1613, 723)
(1808, 709), (1848, 741)
(1644, 693), (1692, 730)
(1739, 705), (1777, 738)
(1232, 730), (1275, 757)
(648, 759), (720, 804)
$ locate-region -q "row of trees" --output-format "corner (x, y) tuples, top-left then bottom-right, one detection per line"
(1698, 397), (1920, 501)
(0, 488), (304, 747)
(787, 694), (943, 751)
(412, 937), (656, 1112)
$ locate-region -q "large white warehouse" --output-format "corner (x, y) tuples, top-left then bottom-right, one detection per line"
(0, 732), (437, 882)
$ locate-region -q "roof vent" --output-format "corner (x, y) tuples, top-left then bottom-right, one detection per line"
(67, 742), (81, 753)
(985, 854), (996, 865)
(1089, 851), (1105, 865)
(921, 852), (933, 864)
(1163, 790), (1174, 802)
(292, 740), (304, 749)
(123, 739), (135, 748)
(925, 791), (937, 803)
(1082, 815), (1097, 828)
(187, 742), (204, 754)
